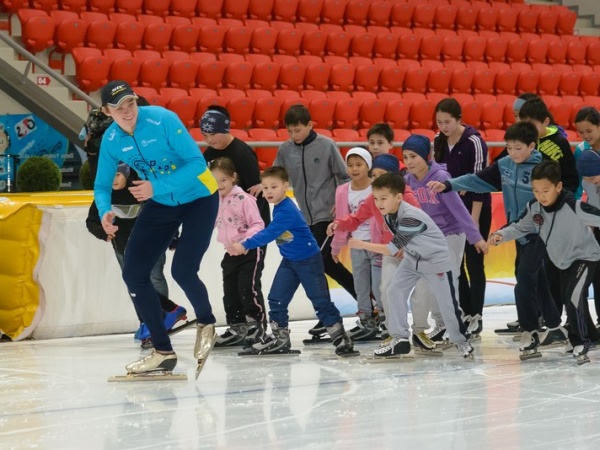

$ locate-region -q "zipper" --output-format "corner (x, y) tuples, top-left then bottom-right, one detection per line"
(301, 144), (313, 224)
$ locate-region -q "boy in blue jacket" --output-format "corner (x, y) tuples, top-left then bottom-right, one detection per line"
(230, 166), (358, 357)
(429, 122), (567, 357)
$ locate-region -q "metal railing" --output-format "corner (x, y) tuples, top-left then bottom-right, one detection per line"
(195, 140), (584, 148)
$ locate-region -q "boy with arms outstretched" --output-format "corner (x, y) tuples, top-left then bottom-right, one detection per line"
(490, 161), (600, 364)
(229, 166), (358, 357)
(348, 173), (473, 359)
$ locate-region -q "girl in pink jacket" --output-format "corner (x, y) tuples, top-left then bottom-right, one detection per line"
(211, 157), (266, 347)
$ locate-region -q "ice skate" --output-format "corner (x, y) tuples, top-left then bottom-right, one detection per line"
(539, 326), (568, 348)
(327, 322), (360, 358)
(412, 332), (443, 357)
(373, 337), (411, 359)
(573, 344), (590, 365)
(495, 319), (521, 335)
(428, 325), (452, 349)
(243, 321), (266, 348)
(466, 314), (483, 340)
(303, 320), (331, 344)
(455, 341), (474, 359)
(194, 323), (217, 379)
(347, 314), (380, 341)
(519, 330), (541, 361)
(108, 350), (186, 382)
(239, 323), (301, 356)
(214, 323), (248, 348)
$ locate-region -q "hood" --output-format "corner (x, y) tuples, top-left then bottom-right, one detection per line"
(405, 161), (448, 186)
(457, 124), (482, 144)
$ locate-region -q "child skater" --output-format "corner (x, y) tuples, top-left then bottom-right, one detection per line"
(86, 163), (186, 349)
(402, 134), (488, 342)
(327, 154), (421, 342)
(210, 157), (267, 347)
(489, 161), (600, 365)
(229, 166), (358, 357)
(348, 173), (474, 358)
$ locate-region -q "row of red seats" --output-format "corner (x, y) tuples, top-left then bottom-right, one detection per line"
(16, 8), (594, 65)
(128, 83), (600, 134)
(71, 46), (600, 99)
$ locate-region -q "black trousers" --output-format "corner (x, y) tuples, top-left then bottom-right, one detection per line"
(458, 202), (491, 316)
(561, 260), (598, 346)
(310, 221), (357, 300)
(221, 248), (266, 325)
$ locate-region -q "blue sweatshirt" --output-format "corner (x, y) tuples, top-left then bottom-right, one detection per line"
(443, 150), (542, 224)
(94, 106), (216, 220)
(242, 197), (320, 262)
(405, 162), (483, 245)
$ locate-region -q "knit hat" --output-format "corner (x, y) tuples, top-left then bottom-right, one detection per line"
(513, 97), (527, 113)
(577, 150), (600, 177)
(402, 134), (431, 161)
(116, 163), (131, 179)
(345, 147), (373, 169)
(200, 109), (231, 134)
(372, 154), (400, 173)
(101, 80), (137, 107)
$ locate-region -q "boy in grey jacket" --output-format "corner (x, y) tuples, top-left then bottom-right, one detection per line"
(348, 173), (473, 359)
(274, 105), (357, 337)
(490, 161), (600, 364)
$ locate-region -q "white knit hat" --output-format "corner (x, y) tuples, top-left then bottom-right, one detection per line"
(345, 147), (373, 169)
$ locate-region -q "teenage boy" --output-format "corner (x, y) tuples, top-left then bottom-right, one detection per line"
(274, 104), (356, 337)
(348, 173), (473, 359)
(229, 166), (358, 357)
(428, 122), (566, 352)
(490, 161), (600, 364)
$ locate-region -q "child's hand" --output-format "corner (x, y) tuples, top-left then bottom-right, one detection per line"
(101, 211), (118, 235)
(332, 253), (339, 263)
(427, 181), (447, 193)
(488, 233), (503, 246)
(326, 222), (338, 236)
(474, 239), (489, 255)
(347, 238), (364, 249)
(393, 249), (404, 259)
(248, 183), (263, 197)
(229, 242), (247, 255)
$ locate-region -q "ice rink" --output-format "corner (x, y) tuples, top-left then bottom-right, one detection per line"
(1, 304), (600, 450)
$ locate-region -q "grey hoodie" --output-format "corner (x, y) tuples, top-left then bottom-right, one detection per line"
(385, 201), (453, 274)
(274, 130), (349, 225)
(495, 192), (600, 270)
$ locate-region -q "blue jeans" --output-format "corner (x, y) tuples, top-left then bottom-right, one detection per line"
(268, 253), (343, 328)
(122, 194), (218, 352)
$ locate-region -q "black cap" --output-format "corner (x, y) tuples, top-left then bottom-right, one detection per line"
(101, 80), (138, 107)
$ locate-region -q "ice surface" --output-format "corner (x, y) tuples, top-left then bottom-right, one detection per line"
(1, 305), (600, 450)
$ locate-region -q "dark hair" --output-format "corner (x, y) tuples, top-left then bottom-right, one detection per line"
(504, 122), (538, 146)
(574, 106), (600, 126)
(262, 165), (289, 182)
(367, 123), (394, 142)
(435, 97), (462, 120)
(517, 92), (538, 103)
(518, 98), (551, 123)
(207, 105), (231, 120)
(284, 104), (312, 126)
(371, 172), (406, 195)
(531, 160), (562, 185)
(209, 157), (237, 183)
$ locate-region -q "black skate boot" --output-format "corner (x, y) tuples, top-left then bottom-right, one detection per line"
(373, 337), (411, 358)
(466, 314), (483, 339)
(240, 323), (300, 356)
(495, 319), (521, 335)
(573, 343), (591, 365)
(327, 322), (359, 358)
(427, 324), (451, 349)
(347, 313), (379, 341)
(519, 330), (541, 361)
(412, 332), (443, 357)
(243, 321), (266, 348)
(539, 326), (568, 348)
(303, 320), (331, 344)
(214, 323), (248, 348)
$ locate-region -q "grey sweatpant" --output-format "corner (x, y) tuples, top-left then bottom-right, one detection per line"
(411, 233), (466, 333)
(387, 263), (468, 344)
(351, 247), (382, 314)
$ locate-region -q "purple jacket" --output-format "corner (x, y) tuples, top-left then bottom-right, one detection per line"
(433, 125), (491, 212)
(404, 162), (483, 245)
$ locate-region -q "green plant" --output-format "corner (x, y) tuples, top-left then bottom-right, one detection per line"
(16, 156), (62, 192)
(79, 160), (93, 190)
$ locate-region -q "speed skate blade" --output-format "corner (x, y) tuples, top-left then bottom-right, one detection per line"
(302, 337), (332, 345)
(108, 372), (187, 382)
(238, 349), (301, 356)
(414, 349), (444, 357)
(362, 355), (414, 363)
(519, 352), (542, 361)
(168, 319), (197, 337)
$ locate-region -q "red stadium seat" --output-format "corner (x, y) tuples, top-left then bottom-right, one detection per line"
(427, 68), (452, 94)
(166, 95), (198, 128)
(108, 53), (142, 86)
(456, 4), (478, 31)
(143, 0), (170, 16)
(279, 62), (307, 90)
(321, 0), (349, 25)
(580, 72), (600, 97)
(354, 64), (381, 92)
(506, 38), (528, 64)
(168, 59), (199, 89)
(333, 98), (361, 128)
(373, 32), (398, 59)
(89, 0), (116, 14)
(442, 35), (464, 62)
(30, 0), (58, 11)
(480, 100), (504, 130)
(472, 68), (496, 95)
(359, 98), (386, 128)
(253, 97), (283, 128)
(477, 5), (498, 32)
(53, 17), (88, 53)
(198, 25), (226, 53)
(556, 9), (576, 35)
(435, 4), (458, 30)
(496, 6), (518, 33)
(170, 24), (200, 53)
(224, 27), (252, 54)
(397, 33), (421, 60)
(303, 63), (330, 90)
(517, 7), (539, 34)
(368, 1), (391, 27)
(250, 27), (278, 55)
(134, 86), (165, 106)
(495, 69), (519, 95)
(537, 9), (558, 35)
(404, 66), (431, 94)
(222, 0), (249, 19)
(170, 0), (196, 17)
(527, 39), (549, 65)
(302, 30), (328, 56)
(485, 36), (508, 63)
(549, 102), (572, 129)
(86, 19), (117, 50)
(224, 61), (254, 90)
(197, 61), (227, 89)
(251, 62), (281, 91)
(390, 1), (414, 28)
(409, 100), (435, 129)
(227, 97), (255, 129)
(115, 0), (142, 15)
(560, 71), (583, 96)
(139, 58), (170, 90)
(463, 36), (486, 62)
(298, 0), (324, 22)
(587, 41), (600, 66)
(536, 70), (560, 96)
(379, 65), (407, 93)
(72, 48), (111, 92)
(329, 63), (355, 91)
(273, 0), (300, 21)
(546, 39), (568, 65)
(449, 67), (474, 94)
(197, 0), (223, 18)
(143, 22), (172, 52)
(412, 3), (435, 29)
(567, 41), (588, 65)
(326, 31), (352, 57)
(114, 21), (144, 52)
(516, 69), (540, 94)
(332, 129), (362, 158)
(345, 0), (369, 27)
(276, 28), (304, 56)
(308, 98), (336, 128)
(385, 99), (411, 129)
(350, 31), (375, 57)
(248, 0), (274, 20)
